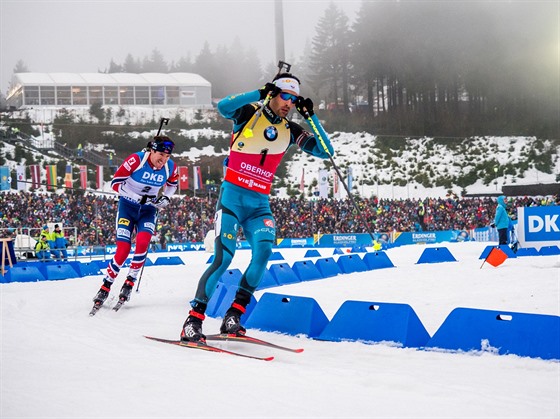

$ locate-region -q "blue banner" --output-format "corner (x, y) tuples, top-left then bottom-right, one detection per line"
(276, 237), (314, 248)
(0, 166), (10, 190)
(392, 230), (472, 246)
(313, 233), (373, 247)
(517, 205), (560, 250)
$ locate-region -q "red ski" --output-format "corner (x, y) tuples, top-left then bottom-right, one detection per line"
(144, 336), (274, 361)
(206, 333), (304, 353)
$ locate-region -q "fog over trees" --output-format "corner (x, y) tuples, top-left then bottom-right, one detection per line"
(10, 1), (558, 138)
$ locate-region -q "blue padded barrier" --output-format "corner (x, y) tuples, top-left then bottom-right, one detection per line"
(333, 248), (345, 255)
(269, 263), (300, 286)
(425, 307), (560, 360)
(479, 245), (517, 259)
(268, 252), (285, 261)
(37, 262), (80, 281)
(153, 256), (184, 265)
(1, 265), (46, 283)
(206, 255), (214, 264)
(292, 260), (323, 282)
(67, 261), (102, 277)
(315, 257), (342, 278)
(91, 260), (109, 271)
(363, 251), (395, 270)
(245, 292), (329, 338)
(317, 300), (431, 348)
(538, 245), (560, 256)
(256, 269), (278, 290)
(350, 244), (367, 253)
(143, 258), (154, 267)
(417, 247), (457, 264)
(304, 249), (321, 258)
(206, 282), (231, 317)
(207, 283), (257, 321)
(515, 247), (539, 257)
(218, 268), (243, 287)
(336, 254), (368, 274)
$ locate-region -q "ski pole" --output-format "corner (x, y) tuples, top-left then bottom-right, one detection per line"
(136, 210), (159, 293)
(156, 117), (169, 136)
(302, 110), (376, 244)
(243, 60), (291, 138)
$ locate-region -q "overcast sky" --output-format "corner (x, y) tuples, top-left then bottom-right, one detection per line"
(0, 0), (361, 94)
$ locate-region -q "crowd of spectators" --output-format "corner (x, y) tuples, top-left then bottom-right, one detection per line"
(0, 191), (557, 246)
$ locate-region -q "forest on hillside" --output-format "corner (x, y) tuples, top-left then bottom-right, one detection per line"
(4, 1), (558, 139)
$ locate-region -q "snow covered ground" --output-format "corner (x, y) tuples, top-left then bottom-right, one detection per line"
(1, 242), (558, 418)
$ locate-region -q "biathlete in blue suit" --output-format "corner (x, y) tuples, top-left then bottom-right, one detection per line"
(92, 136), (178, 309)
(181, 73), (334, 343)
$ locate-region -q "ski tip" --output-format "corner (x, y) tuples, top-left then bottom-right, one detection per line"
(263, 356), (275, 361)
(294, 348), (304, 353)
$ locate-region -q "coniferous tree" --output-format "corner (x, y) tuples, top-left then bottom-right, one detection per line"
(308, 3), (352, 113)
(122, 54), (142, 73)
(142, 48), (168, 73)
(13, 59), (29, 73)
(107, 58), (122, 73)
(172, 54), (194, 73)
(194, 42), (220, 95)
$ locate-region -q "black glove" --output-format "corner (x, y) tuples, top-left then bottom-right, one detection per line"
(152, 196), (170, 209)
(258, 83), (281, 100)
(490, 223), (496, 228)
(295, 97), (314, 117)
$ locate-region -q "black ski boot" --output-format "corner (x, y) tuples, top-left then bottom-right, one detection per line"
(93, 280), (112, 305)
(220, 305), (246, 336)
(90, 280), (112, 315)
(180, 310), (206, 343)
(118, 277), (135, 302)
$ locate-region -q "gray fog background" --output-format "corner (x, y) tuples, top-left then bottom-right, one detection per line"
(0, 0), (361, 94)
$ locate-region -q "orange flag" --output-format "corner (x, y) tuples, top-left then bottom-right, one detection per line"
(484, 247), (508, 268)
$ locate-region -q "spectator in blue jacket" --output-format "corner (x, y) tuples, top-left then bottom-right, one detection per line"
(492, 195), (511, 245)
(53, 224), (68, 261)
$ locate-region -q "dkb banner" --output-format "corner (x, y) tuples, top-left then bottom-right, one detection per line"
(517, 205), (560, 250)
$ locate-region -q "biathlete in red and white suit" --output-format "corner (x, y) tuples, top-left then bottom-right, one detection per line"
(92, 136), (178, 308)
(180, 73), (334, 342)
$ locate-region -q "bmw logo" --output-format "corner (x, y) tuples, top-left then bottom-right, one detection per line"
(264, 126), (278, 141)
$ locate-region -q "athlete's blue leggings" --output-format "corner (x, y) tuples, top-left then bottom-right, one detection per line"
(193, 182), (275, 305)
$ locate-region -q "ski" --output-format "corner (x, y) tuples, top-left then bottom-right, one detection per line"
(89, 303), (102, 316)
(112, 299), (125, 312)
(144, 336), (275, 361)
(206, 333), (304, 353)
(89, 296), (115, 317)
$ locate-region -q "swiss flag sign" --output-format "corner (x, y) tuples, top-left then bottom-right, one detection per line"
(179, 166), (189, 191)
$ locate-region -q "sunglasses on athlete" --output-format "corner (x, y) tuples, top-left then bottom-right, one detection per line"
(151, 138), (175, 154)
(279, 92), (298, 104)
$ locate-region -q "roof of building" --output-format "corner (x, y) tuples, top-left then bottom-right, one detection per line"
(11, 72), (211, 87)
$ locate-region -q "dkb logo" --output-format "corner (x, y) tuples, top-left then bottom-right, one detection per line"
(528, 215), (559, 233)
(519, 206), (560, 248)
